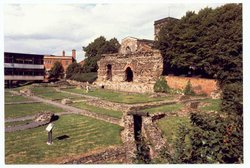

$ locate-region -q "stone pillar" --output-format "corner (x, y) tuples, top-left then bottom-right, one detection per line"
(121, 115), (137, 163)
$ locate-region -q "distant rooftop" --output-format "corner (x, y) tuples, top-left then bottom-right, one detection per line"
(154, 17), (179, 25)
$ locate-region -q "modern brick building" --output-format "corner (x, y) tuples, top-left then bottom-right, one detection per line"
(44, 49), (76, 72)
(4, 52), (45, 87)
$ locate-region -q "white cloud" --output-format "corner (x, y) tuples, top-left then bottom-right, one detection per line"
(4, 3), (225, 62)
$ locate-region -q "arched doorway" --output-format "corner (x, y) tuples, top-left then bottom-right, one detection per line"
(125, 67), (133, 82)
(106, 64), (112, 81)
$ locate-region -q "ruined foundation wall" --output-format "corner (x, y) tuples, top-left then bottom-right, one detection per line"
(96, 81), (155, 93)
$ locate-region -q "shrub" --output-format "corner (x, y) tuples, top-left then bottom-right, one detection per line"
(49, 61), (64, 80)
(221, 82), (243, 115)
(183, 80), (195, 95)
(66, 62), (82, 79)
(161, 112), (243, 163)
(70, 72), (97, 83)
(154, 77), (170, 93)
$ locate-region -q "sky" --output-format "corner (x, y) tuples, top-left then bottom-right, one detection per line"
(4, 3), (225, 62)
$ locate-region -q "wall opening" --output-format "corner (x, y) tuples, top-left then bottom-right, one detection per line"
(125, 67), (133, 82)
(125, 46), (132, 54)
(106, 64), (112, 81)
(133, 115), (151, 163)
(133, 115), (142, 142)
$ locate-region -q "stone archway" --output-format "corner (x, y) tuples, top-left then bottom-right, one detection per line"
(106, 64), (112, 81)
(125, 67), (133, 82)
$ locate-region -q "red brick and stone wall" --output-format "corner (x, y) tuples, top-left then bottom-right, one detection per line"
(165, 76), (219, 96)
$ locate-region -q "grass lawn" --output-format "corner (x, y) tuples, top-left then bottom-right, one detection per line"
(31, 87), (82, 100)
(5, 120), (33, 128)
(5, 114), (123, 164)
(5, 92), (31, 103)
(72, 102), (123, 119)
(199, 99), (221, 112)
(63, 88), (172, 104)
(157, 116), (191, 146)
(5, 103), (64, 119)
(143, 103), (183, 114)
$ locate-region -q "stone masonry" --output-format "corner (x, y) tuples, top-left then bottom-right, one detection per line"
(96, 37), (163, 93)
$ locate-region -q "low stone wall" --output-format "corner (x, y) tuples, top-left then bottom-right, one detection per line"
(95, 81), (155, 93)
(142, 117), (166, 159)
(120, 115), (137, 163)
(85, 99), (131, 112)
(62, 146), (126, 164)
(165, 76), (219, 96)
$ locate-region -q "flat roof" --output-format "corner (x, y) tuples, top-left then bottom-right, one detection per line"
(154, 17), (179, 25)
(4, 52), (44, 57)
(44, 55), (73, 59)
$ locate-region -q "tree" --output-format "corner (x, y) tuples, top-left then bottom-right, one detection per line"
(49, 61), (64, 80)
(66, 62), (82, 79)
(156, 4), (242, 82)
(155, 4), (242, 163)
(154, 77), (170, 93)
(82, 36), (120, 72)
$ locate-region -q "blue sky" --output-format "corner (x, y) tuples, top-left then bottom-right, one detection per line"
(4, 3), (225, 62)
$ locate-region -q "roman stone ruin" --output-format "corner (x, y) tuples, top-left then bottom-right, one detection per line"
(96, 37), (163, 93)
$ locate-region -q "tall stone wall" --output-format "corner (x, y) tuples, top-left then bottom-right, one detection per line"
(165, 76), (219, 96)
(96, 37), (163, 93)
(97, 51), (163, 83)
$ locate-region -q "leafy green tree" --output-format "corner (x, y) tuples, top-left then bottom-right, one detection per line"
(49, 61), (64, 79)
(154, 77), (170, 93)
(82, 36), (120, 72)
(155, 4), (242, 163)
(183, 80), (195, 95)
(156, 4), (242, 83)
(66, 62), (82, 79)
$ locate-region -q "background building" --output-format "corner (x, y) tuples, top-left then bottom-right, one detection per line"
(44, 49), (76, 72)
(4, 52), (45, 87)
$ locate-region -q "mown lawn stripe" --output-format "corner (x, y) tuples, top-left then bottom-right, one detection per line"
(5, 114), (122, 164)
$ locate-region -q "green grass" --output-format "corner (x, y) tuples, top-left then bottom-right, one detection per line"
(63, 88), (172, 104)
(72, 102), (123, 119)
(5, 120), (33, 127)
(157, 116), (190, 145)
(5, 92), (30, 103)
(31, 87), (81, 100)
(199, 99), (221, 112)
(5, 103), (64, 119)
(143, 103), (183, 114)
(5, 114), (123, 164)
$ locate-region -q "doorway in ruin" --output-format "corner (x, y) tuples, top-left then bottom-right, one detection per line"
(106, 64), (112, 81)
(133, 115), (151, 163)
(125, 67), (133, 82)
(133, 115), (142, 142)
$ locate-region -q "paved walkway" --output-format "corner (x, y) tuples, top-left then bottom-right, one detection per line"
(5, 100), (42, 105)
(5, 120), (49, 133)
